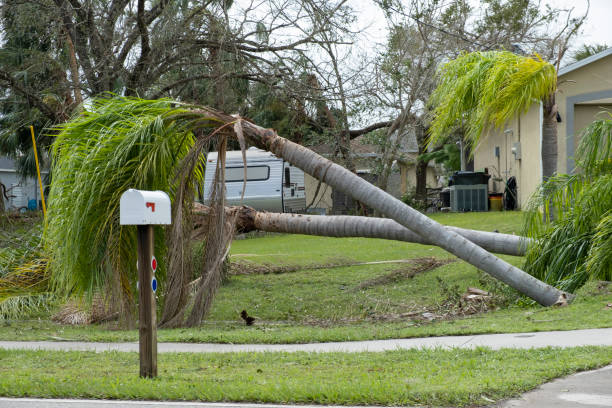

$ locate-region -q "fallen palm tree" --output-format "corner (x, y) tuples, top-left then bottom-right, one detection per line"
(193, 204), (531, 257)
(42, 97), (569, 329)
(162, 107), (569, 322)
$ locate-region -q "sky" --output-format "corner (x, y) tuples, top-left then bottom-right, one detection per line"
(558, 0), (612, 48)
(351, 0), (612, 64)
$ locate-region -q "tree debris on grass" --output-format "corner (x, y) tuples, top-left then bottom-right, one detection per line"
(228, 257), (449, 276)
(354, 257), (455, 290)
(51, 295), (119, 325)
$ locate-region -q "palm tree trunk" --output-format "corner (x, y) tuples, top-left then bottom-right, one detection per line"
(542, 94), (558, 182)
(194, 205), (531, 256)
(191, 109), (570, 305)
(415, 122), (428, 202)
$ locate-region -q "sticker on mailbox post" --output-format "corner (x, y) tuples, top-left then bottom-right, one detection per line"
(151, 256), (157, 273)
(151, 277), (157, 293)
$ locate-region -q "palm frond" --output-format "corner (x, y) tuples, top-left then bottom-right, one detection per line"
(0, 234), (51, 314)
(0, 294), (54, 320)
(523, 117), (612, 292)
(575, 114), (612, 177)
(428, 51), (555, 148)
(586, 211), (612, 281)
(45, 97), (204, 306)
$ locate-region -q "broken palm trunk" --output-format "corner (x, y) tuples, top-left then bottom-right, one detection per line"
(187, 109), (569, 306)
(193, 204), (531, 257)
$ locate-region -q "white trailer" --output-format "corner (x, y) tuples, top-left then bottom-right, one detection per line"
(203, 148), (306, 213)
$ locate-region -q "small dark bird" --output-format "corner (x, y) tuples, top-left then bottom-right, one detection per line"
(240, 310), (256, 326)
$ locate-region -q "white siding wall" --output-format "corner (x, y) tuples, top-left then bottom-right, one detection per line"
(0, 171), (42, 210)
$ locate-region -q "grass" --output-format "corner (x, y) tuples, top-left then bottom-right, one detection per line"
(1, 211), (611, 344)
(2, 283), (611, 343)
(1, 346), (612, 406)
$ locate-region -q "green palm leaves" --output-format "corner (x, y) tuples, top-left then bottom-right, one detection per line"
(45, 97), (203, 300)
(429, 51), (556, 147)
(524, 116), (612, 292)
(0, 224), (50, 318)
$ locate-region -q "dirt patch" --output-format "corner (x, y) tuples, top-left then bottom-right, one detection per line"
(354, 257), (455, 290)
(229, 260), (318, 275)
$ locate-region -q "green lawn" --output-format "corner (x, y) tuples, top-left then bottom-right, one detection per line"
(2, 211), (612, 406)
(1, 346), (611, 406)
(1, 211), (611, 344)
(3, 283), (611, 343)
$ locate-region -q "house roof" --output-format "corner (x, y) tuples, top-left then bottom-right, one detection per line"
(0, 156), (49, 174)
(309, 137), (376, 156)
(310, 129), (419, 158)
(558, 47), (612, 76)
(206, 147), (281, 164)
(0, 156), (16, 171)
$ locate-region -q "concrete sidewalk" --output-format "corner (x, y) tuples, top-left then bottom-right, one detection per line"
(1, 327), (612, 353)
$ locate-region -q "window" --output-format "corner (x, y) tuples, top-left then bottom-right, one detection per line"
(284, 167), (291, 187)
(225, 165), (270, 182)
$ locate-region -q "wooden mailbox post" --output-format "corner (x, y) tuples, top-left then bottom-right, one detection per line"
(120, 189), (171, 378)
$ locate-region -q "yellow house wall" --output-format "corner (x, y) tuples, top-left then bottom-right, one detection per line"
(556, 54), (612, 173)
(304, 173), (333, 213)
(404, 164), (438, 189)
(573, 104), (612, 153)
(364, 163), (438, 199)
(474, 104), (542, 208)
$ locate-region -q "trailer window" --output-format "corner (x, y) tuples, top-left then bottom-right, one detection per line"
(225, 166), (270, 182)
(284, 167), (291, 187)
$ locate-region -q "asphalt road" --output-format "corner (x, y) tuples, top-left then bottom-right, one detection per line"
(496, 364), (612, 408)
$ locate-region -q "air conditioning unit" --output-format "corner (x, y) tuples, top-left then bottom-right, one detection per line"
(450, 184), (488, 212)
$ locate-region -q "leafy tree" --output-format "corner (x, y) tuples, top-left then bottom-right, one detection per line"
(0, 0), (71, 176)
(419, 143), (460, 175)
(572, 43), (609, 62)
(0, 0), (356, 159)
(247, 82), (318, 145)
(523, 116), (612, 292)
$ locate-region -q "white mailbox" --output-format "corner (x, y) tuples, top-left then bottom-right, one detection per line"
(120, 189), (171, 225)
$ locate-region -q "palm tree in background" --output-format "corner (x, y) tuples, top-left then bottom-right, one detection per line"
(428, 50), (559, 180)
